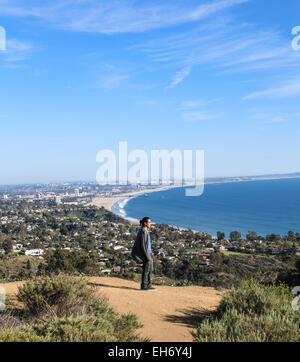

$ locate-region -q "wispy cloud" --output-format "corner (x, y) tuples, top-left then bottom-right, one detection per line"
(249, 112), (287, 123)
(5, 38), (32, 54)
(0, 37), (33, 66)
(166, 66), (191, 88)
(243, 80), (300, 100)
(0, 0), (250, 34)
(100, 74), (129, 89)
(181, 111), (217, 122)
(137, 16), (300, 75)
(247, 107), (300, 124)
(177, 97), (220, 121)
(270, 116), (287, 123)
(178, 98), (223, 109)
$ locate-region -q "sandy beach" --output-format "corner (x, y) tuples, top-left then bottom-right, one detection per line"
(90, 185), (182, 225)
(90, 174), (300, 226)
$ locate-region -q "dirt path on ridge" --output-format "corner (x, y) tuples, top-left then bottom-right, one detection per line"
(0, 277), (223, 342)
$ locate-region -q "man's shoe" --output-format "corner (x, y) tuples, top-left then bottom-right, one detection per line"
(145, 287), (157, 291)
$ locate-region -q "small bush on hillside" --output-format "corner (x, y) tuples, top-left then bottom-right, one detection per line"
(0, 312), (145, 342)
(0, 310), (22, 330)
(191, 280), (300, 342)
(0, 274), (148, 342)
(17, 274), (94, 318)
(42, 249), (99, 275)
(277, 255), (300, 287)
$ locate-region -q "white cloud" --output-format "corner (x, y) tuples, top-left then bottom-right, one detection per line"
(248, 109), (300, 124)
(166, 67), (191, 88)
(97, 74), (129, 89)
(5, 38), (32, 54)
(270, 116), (286, 123)
(179, 99), (208, 109)
(243, 80), (300, 100)
(178, 98), (223, 109)
(250, 113), (287, 123)
(138, 16), (300, 75)
(177, 98), (221, 121)
(181, 111), (216, 122)
(0, 37), (33, 66)
(0, 0), (250, 34)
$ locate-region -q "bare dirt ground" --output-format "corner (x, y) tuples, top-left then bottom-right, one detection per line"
(0, 277), (223, 342)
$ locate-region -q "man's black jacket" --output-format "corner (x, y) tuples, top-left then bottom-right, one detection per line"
(131, 227), (151, 264)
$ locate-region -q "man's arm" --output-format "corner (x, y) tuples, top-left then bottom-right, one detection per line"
(141, 230), (151, 261)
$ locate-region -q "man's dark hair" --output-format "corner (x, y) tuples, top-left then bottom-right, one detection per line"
(140, 216), (150, 227)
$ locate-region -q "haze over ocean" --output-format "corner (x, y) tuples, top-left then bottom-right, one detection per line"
(112, 178), (300, 238)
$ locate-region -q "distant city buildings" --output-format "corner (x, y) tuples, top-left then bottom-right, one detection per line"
(54, 196), (61, 205)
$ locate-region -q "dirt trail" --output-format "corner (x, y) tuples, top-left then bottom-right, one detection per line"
(0, 277), (223, 342)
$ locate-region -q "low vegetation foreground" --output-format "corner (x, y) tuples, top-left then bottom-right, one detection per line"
(0, 274), (299, 342)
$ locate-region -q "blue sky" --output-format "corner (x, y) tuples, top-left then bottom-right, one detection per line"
(0, 0), (300, 184)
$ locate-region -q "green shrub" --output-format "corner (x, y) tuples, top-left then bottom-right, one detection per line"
(17, 274), (94, 318)
(191, 280), (300, 342)
(0, 309), (22, 330)
(0, 274), (148, 342)
(0, 308), (147, 342)
(43, 249), (99, 275)
(0, 314), (144, 342)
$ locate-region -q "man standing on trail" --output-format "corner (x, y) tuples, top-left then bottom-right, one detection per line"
(131, 216), (156, 291)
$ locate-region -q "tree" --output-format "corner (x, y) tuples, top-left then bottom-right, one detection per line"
(247, 231), (258, 242)
(230, 231), (241, 242)
(210, 251), (224, 267)
(26, 259), (32, 277)
(217, 231), (225, 241)
(266, 234), (281, 242)
(43, 249), (99, 275)
(178, 247), (185, 256)
(32, 239), (42, 249)
(288, 231), (296, 241)
(129, 260), (137, 268)
(26, 259), (31, 271)
(2, 239), (13, 254)
(295, 257), (300, 273)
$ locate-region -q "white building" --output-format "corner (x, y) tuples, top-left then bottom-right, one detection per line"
(101, 269), (111, 274)
(25, 249), (44, 257)
(54, 196), (61, 205)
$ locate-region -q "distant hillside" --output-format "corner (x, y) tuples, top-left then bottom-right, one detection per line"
(206, 171), (300, 184)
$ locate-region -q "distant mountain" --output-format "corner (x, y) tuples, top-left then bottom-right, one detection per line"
(205, 171), (300, 183)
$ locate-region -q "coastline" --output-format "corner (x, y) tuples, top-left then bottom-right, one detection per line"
(90, 175), (300, 229)
(90, 184), (183, 225)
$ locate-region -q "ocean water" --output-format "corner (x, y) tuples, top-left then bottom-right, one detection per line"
(112, 178), (300, 238)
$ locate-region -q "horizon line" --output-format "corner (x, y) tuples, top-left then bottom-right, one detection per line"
(0, 170), (300, 187)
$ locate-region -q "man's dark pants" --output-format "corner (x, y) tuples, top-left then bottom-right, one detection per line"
(141, 257), (153, 289)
